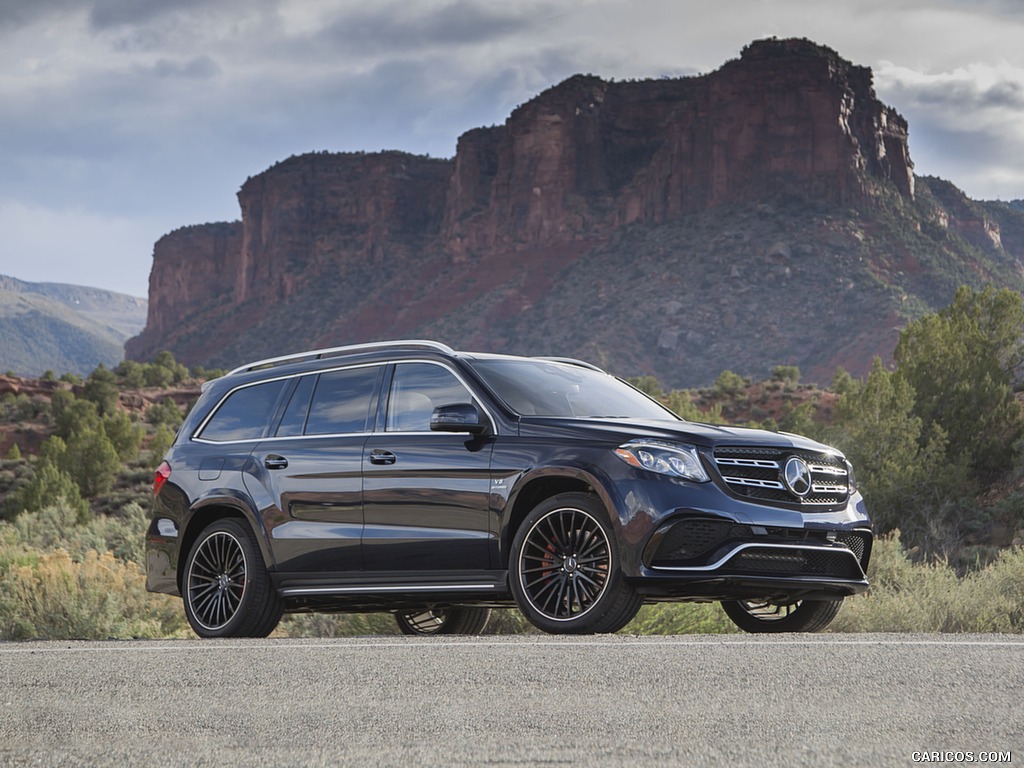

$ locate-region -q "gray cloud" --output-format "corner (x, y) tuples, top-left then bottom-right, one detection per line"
(312, 1), (548, 57)
(142, 55), (221, 80)
(4, 0), (1024, 297)
(88, 0), (208, 30)
(890, 77), (1024, 112)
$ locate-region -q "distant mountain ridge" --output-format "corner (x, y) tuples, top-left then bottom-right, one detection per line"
(0, 275), (147, 377)
(125, 38), (1024, 387)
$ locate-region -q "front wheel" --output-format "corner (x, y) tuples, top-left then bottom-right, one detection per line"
(394, 607), (491, 635)
(510, 493), (641, 635)
(182, 518), (284, 638)
(721, 598), (843, 633)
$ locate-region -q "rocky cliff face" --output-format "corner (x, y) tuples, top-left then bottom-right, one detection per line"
(126, 38), (1023, 386)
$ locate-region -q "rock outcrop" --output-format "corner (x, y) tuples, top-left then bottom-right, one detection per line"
(127, 38), (1023, 386)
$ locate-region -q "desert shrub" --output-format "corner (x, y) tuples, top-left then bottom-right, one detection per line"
(830, 532), (1024, 633)
(0, 548), (188, 640)
(7, 500), (148, 563)
(714, 369), (746, 396)
(146, 398), (183, 429)
(280, 612), (402, 637)
(624, 603), (738, 635)
(279, 607), (538, 637)
(771, 365), (801, 385)
(51, 394), (100, 439)
(148, 424), (176, 464)
(62, 429), (120, 498)
(102, 411), (144, 462)
(81, 365), (120, 416)
(4, 460), (89, 522)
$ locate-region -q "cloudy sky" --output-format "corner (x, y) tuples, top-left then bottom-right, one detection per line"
(2, 0), (1024, 298)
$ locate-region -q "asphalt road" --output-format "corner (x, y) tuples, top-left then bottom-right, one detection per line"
(1, 634), (1021, 767)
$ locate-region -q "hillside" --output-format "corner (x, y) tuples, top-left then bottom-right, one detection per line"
(0, 276), (147, 377)
(125, 38), (1024, 387)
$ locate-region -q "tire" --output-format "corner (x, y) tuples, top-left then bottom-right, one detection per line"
(394, 607), (491, 635)
(183, 518), (284, 638)
(721, 597), (843, 633)
(510, 492), (641, 635)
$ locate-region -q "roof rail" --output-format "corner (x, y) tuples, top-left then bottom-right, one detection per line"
(535, 356), (606, 373)
(226, 340), (456, 377)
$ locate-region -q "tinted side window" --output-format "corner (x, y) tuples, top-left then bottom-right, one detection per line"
(305, 366), (382, 435)
(275, 374), (316, 437)
(199, 380), (286, 442)
(386, 363), (475, 432)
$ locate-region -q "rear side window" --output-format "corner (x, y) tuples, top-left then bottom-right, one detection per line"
(198, 380), (286, 442)
(275, 375), (317, 437)
(305, 366), (382, 435)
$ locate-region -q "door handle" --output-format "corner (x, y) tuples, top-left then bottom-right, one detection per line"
(369, 449), (397, 466)
(264, 455), (289, 470)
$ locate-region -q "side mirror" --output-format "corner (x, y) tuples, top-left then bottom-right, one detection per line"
(430, 403), (488, 435)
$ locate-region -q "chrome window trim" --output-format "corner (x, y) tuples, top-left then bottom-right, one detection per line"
(192, 358), (497, 444)
(191, 373), (295, 444)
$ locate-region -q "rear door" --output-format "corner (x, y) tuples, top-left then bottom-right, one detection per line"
(247, 364), (383, 574)
(361, 361), (494, 572)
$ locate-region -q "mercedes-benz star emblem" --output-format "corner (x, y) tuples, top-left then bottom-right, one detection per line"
(782, 456), (813, 497)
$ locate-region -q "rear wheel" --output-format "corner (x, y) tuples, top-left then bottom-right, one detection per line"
(394, 607), (491, 635)
(183, 518), (284, 638)
(510, 493), (641, 634)
(721, 598), (843, 633)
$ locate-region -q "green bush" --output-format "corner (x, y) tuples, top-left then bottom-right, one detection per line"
(0, 548), (188, 640)
(148, 424), (176, 464)
(624, 603), (738, 634)
(146, 398), (183, 429)
(831, 532), (1024, 633)
(102, 411), (144, 462)
(5, 460), (89, 523)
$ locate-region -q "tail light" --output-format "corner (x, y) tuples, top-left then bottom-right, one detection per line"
(153, 461), (171, 496)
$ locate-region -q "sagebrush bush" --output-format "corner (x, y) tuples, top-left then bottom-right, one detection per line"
(0, 548), (188, 640)
(279, 607), (539, 637)
(8, 500), (149, 564)
(830, 532), (1024, 633)
(624, 603), (738, 635)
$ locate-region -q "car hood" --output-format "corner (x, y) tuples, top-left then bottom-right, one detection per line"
(515, 416), (842, 456)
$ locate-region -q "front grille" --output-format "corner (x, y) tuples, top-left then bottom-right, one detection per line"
(729, 546), (863, 580)
(713, 446), (849, 509)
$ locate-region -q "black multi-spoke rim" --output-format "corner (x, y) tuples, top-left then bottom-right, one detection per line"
(399, 610), (449, 634)
(187, 532), (247, 631)
(738, 599), (801, 621)
(519, 507), (610, 621)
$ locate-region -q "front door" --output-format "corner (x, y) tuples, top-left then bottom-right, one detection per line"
(361, 362), (494, 572)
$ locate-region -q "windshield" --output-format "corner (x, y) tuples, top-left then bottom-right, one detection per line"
(468, 359), (681, 421)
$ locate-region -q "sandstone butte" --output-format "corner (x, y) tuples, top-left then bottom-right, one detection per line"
(125, 37), (1024, 388)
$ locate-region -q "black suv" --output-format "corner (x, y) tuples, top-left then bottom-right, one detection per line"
(146, 340), (871, 637)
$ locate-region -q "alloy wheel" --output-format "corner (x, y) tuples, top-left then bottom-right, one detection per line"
(186, 531), (248, 632)
(518, 506), (611, 622)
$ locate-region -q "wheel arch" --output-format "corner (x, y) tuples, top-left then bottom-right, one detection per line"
(177, 494), (273, 594)
(501, 467), (620, 562)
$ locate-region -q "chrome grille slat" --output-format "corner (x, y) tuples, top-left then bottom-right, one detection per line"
(713, 446), (850, 509)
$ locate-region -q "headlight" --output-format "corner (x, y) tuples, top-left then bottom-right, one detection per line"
(845, 459), (857, 493)
(614, 440), (710, 482)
